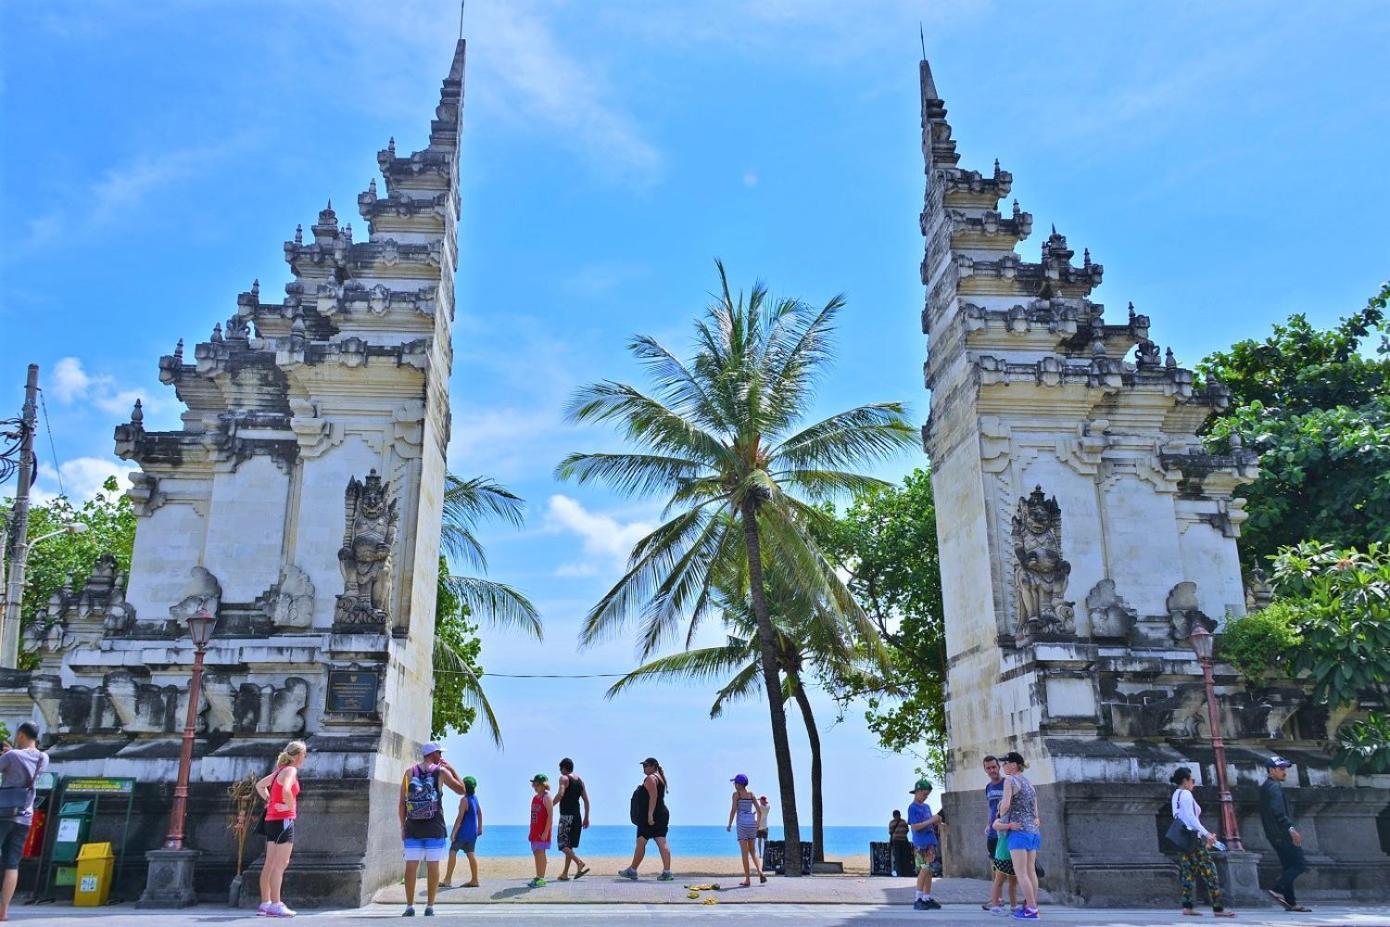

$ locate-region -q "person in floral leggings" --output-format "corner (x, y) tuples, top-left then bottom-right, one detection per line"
(1170, 767), (1235, 917)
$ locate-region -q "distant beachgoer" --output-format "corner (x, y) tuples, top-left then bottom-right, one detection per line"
(443, 775), (482, 888)
(994, 751), (1040, 920)
(528, 774), (554, 887)
(620, 757), (672, 881)
(981, 754), (1018, 915)
(0, 722), (48, 924)
(555, 758), (590, 881)
(400, 743), (467, 917)
(255, 739), (307, 918)
(1261, 756), (1310, 912)
(889, 809), (913, 877)
(1169, 767), (1234, 917)
(726, 774), (766, 886)
(907, 778), (943, 910)
(756, 796), (770, 859)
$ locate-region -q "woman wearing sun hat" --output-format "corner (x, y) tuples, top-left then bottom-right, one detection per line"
(726, 773), (766, 886)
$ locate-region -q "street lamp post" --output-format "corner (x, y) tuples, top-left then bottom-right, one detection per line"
(1188, 624), (1243, 851)
(164, 607), (218, 850)
(139, 606), (217, 908)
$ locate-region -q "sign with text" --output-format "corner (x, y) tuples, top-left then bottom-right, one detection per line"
(63, 777), (134, 795)
(326, 668), (381, 714)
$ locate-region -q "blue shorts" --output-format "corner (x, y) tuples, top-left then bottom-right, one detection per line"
(403, 837), (449, 862)
(1007, 832), (1041, 852)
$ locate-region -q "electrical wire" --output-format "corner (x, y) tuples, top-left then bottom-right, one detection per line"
(37, 388), (63, 498)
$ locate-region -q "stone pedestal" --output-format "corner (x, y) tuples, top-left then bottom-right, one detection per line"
(1214, 849), (1266, 908)
(137, 848), (199, 909)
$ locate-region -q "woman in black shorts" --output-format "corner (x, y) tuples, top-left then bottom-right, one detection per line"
(256, 740), (307, 917)
(619, 757), (672, 881)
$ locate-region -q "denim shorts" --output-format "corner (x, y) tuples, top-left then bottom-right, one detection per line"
(0, 821), (29, 870)
(1008, 831), (1042, 852)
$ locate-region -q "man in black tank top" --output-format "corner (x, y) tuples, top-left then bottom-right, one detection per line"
(555, 757), (590, 880)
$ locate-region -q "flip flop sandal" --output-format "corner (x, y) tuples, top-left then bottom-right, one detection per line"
(574, 868), (589, 880)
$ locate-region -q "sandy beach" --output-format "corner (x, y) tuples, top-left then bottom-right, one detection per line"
(439, 854), (872, 882)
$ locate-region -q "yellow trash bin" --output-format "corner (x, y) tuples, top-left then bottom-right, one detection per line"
(73, 842), (115, 907)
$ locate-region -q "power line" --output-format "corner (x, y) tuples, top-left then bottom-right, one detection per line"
(435, 669), (629, 679)
(37, 388), (62, 498)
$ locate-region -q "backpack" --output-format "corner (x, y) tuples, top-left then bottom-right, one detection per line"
(629, 785), (648, 826)
(405, 765), (441, 821)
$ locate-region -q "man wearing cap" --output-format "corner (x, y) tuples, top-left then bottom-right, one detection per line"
(399, 742), (468, 917)
(528, 773), (554, 888)
(907, 778), (943, 911)
(1260, 756), (1311, 912)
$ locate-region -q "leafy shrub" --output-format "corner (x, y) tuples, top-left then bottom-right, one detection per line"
(1217, 602), (1301, 684)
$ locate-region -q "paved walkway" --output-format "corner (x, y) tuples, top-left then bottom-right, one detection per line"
(372, 874), (1021, 905)
(5, 903), (1389, 926)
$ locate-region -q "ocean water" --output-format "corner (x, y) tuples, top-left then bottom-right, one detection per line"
(454, 824), (884, 858)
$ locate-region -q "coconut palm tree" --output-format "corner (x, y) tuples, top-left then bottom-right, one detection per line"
(432, 475), (542, 746)
(556, 263), (916, 867)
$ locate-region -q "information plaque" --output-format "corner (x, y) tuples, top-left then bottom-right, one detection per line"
(326, 668), (381, 714)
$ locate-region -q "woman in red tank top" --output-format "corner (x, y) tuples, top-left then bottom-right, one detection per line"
(256, 740), (307, 917)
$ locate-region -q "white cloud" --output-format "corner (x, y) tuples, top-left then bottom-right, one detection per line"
(46, 357), (153, 416)
(544, 494), (655, 575)
(28, 457), (139, 506)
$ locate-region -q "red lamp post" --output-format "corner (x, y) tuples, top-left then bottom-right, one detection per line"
(163, 607), (217, 850)
(1188, 624), (1243, 851)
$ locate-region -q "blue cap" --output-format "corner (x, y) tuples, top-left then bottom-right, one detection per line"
(421, 742), (444, 758)
(1265, 756), (1292, 769)
(731, 773), (749, 785)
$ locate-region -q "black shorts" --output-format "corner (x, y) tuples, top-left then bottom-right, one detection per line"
(0, 821), (29, 870)
(636, 812), (669, 840)
(264, 819), (295, 845)
(756, 829), (768, 839)
(558, 815), (582, 851)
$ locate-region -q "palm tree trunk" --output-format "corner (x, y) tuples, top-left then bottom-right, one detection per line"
(740, 498), (803, 876)
(789, 676), (825, 864)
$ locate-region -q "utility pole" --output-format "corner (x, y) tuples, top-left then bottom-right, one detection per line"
(1, 365), (39, 668)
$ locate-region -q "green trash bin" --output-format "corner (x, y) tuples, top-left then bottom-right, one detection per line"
(53, 800), (94, 864)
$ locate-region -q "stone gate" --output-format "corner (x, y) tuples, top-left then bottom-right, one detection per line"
(0, 41), (467, 908)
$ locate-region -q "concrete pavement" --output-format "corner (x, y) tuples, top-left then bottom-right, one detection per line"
(4, 903), (1389, 926)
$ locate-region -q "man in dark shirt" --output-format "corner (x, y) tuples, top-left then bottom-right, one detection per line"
(1259, 756), (1310, 912)
(981, 754), (1017, 912)
(888, 809), (913, 877)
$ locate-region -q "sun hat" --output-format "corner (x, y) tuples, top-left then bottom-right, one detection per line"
(909, 777), (933, 794)
(731, 774), (749, 785)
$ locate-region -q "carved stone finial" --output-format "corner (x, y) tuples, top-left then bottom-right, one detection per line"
(344, 223), (353, 243)
(388, 136), (396, 156)
(1012, 486), (1074, 635)
(1083, 248), (1092, 268)
(211, 322), (224, 343)
(1128, 301), (1136, 324)
(1012, 199), (1021, 218)
(993, 158), (1001, 175)
(174, 338), (184, 361)
(294, 224), (303, 244)
(1165, 347), (1178, 369)
(368, 177), (377, 195)
(130, 398), (144, 427)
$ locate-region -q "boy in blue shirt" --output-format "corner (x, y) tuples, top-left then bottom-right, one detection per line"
(907, 778), (943, 910)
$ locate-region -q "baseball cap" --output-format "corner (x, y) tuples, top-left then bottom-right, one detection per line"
(1265, 756), (1293, 769)
(420, 742), (443, 758)
(909, 777), (933, 793)
(531, 773), (550, 786)
(731, 773), (749, 785)
(641, 756), (659, 766)
(463, 775), (477, 788)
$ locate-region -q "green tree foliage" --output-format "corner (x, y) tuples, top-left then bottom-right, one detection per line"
(1199, 283), (1390, 567)
(815, 468), (946, 775)
(431, 475), (541, 745)
(2, 477), (136, 662)
(557, 262), (916, 860)
(1220, 542), (1390, 774)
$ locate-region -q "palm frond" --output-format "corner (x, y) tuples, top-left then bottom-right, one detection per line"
(711, 660), (765, 718)
(441, 575), (543, 641)
(604, 643), (754, 700)
(432, 638), (504, 748)
(553, 452), (709, 499)
(771, 404), (918, 471)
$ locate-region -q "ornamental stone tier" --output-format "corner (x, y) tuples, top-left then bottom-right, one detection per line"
(919, 57), (1389, 904)
(0, 41), (468, 908)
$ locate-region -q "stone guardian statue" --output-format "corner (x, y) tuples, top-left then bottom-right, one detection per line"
(336, 469), (398, 625)
(1012, 485), (1074, 633)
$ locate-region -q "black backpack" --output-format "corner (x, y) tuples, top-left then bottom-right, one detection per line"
(629, 785), (648, 825)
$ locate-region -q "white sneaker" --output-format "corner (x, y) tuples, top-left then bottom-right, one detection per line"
(258, 901), (273, 917)
(990, 905), (1011, 916)
(267, 901), (297, 917)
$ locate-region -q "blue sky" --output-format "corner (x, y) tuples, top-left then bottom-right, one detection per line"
(3, 1), (1388, 828)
